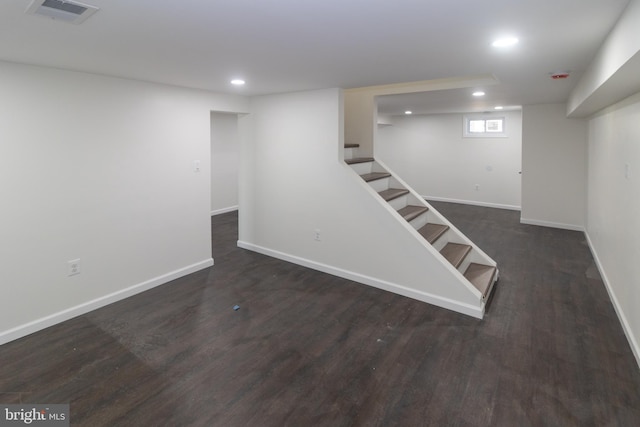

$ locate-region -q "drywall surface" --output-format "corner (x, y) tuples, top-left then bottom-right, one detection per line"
(0, 60), (248, 343)
(587, 91), (640, 365)
(344, 90), (376, 157)
(377, 111), (522, 210)
(344, 75), (499, 160)
(568, 0), (640, 116)
(210, 112), (239, 214)
(521, 104), (587, 230)
(238, 88), (483, 316)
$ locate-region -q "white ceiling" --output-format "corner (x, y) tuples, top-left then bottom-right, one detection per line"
(0, 0), (630, 115)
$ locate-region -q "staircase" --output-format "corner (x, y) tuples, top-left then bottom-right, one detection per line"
(344, 143), (498, 313)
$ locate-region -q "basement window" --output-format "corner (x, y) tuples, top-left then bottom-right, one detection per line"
(463, 114), (507, 138)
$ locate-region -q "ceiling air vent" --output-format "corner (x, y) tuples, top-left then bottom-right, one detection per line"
(26, 0), (99, 24)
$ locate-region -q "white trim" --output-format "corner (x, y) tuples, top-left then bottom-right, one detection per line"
(237, 240), (484, 319)
(584, 232), (640, 369)
(0, 258), (214, 346)
(519, 217), (585, 232)
(211, 205), (238, 216)
(424, 195), (521, 211)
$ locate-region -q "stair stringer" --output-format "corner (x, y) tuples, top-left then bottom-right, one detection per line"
(374, 158), (498, 271)
(346, 163), (485, 302)
(341, 146), (494, 311)
(340, 166), (494, 318)
(240, 161), (486, 317)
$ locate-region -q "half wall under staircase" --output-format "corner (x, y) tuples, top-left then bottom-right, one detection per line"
(344, 143), (498, 318)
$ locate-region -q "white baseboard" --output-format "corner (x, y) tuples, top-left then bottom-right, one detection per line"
(424, 196), (521, 211)
(237, 241), (484, 319)
(520, 217), (585, 232)
(584, 232), (640, 369)
(211, 205), (238, 216)
(0, 258), (214, 346)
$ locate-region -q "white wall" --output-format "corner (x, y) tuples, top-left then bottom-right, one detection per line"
(0, 61), (248, 343)
(587, 91), (640, 364)
(376, 111), (522, 210)
(521, 104), (588, 230)
(565, 0), (640, 368)
(210, 112), (239, 215)
(344, 75), (499, 160)
(238, 88), (486, 317)
(344, 89), (376, 157)
(568, 0), (640, 116)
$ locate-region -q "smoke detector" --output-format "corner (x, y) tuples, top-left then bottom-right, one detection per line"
(550, 72), (570, 80)
(26, 0), (99, 24)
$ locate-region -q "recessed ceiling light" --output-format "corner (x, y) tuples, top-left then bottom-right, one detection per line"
(492, 37), (519, 47)
(405, 110), (412, 115)
(230, 79), (245, 86)
(494, 106), (504, 110)
(472, 91), (485, 97)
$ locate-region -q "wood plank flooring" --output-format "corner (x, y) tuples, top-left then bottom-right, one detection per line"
(1, 202), (639, 426)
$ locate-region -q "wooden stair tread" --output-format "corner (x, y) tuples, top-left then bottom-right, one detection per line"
(417, 223), (449, 244)
(345, 157), (374, 165)
(360, 172), (391, 182)
(344, 143), (360, 148)
(397, 205), (429, 221)
(464, 263), (496, 298)
(379, 188), (409, 202)
(440, 243), (472, 268)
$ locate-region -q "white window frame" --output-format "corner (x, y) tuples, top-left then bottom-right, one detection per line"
(463, 114), (508, 138)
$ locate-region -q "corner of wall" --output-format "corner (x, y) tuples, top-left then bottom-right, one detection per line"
(1, 259), (213, 345)
(567, 0), (640, 117)
(584, 231), (640, 368)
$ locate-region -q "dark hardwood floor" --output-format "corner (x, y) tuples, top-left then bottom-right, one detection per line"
(2, 203), (640, 426)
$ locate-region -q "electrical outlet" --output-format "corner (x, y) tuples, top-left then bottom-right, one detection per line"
(314, 229), (321, 241)
(68, 259), (81, 276)
(475, 184), (480, 191)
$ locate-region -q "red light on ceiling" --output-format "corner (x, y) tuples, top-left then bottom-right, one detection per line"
(551, 73), (570, 80)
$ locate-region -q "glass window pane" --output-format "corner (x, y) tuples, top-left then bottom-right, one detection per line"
(469, 120), (485, 133)
(485, 119), (503, 132)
